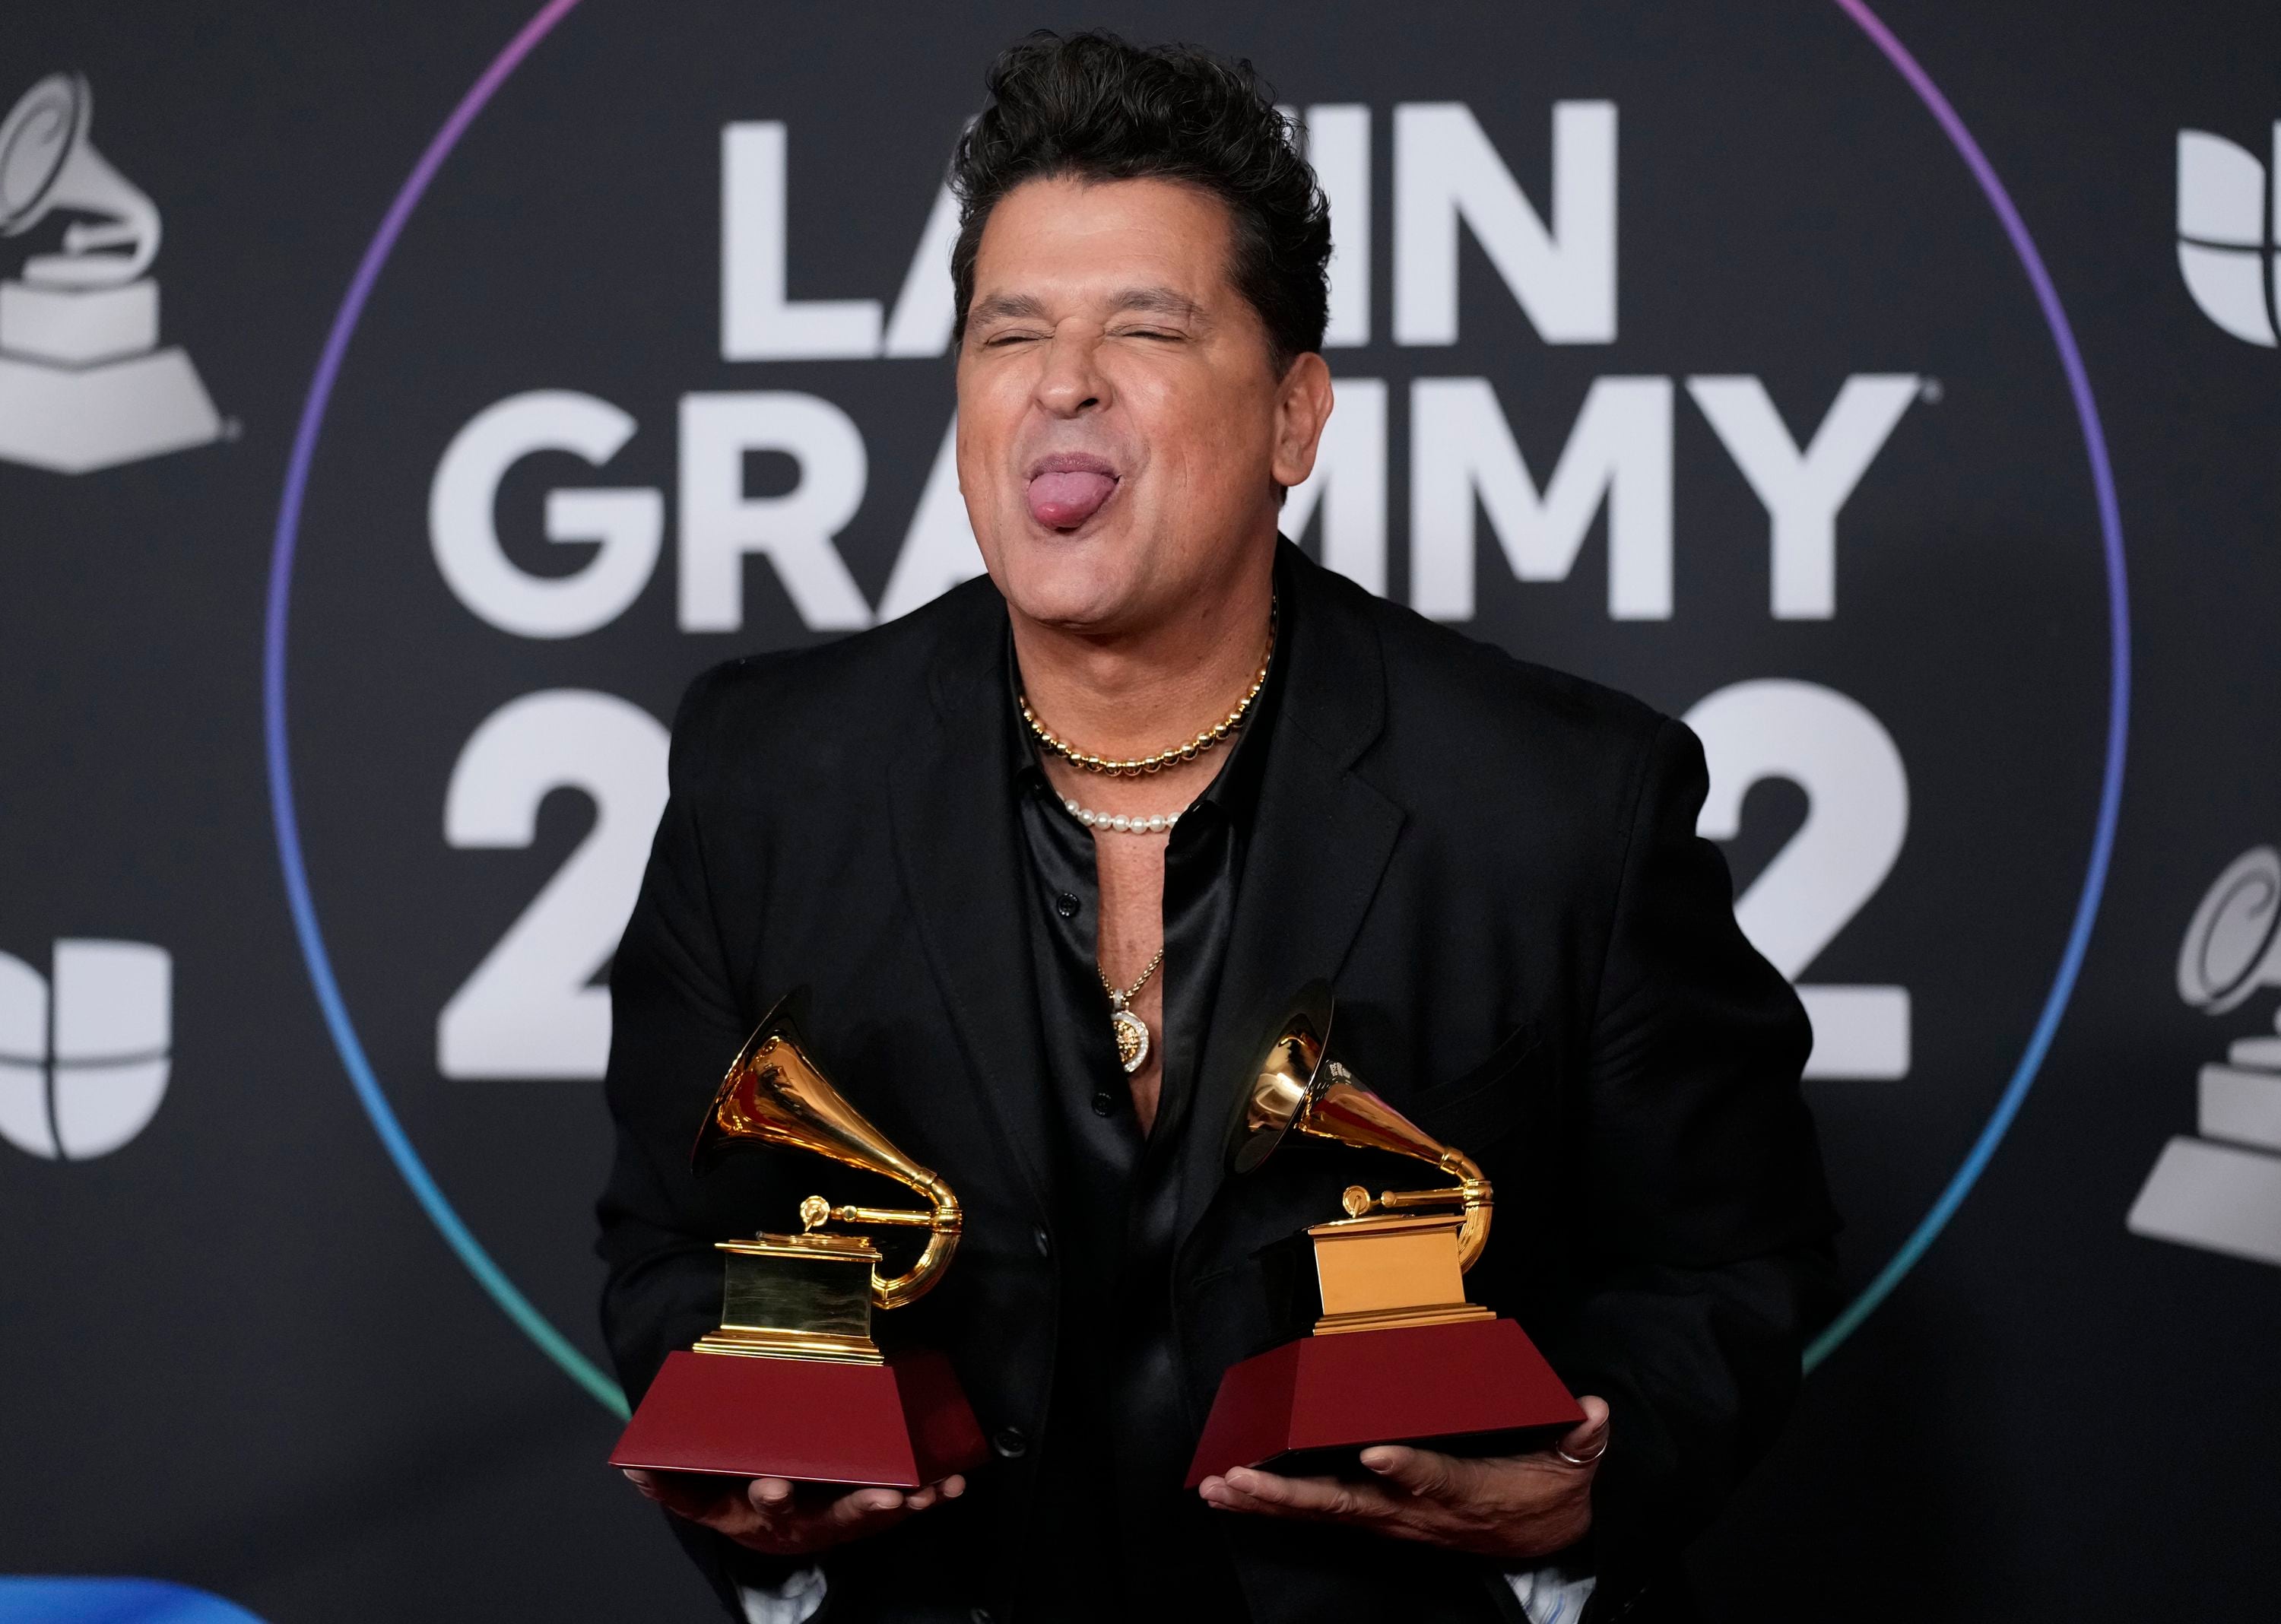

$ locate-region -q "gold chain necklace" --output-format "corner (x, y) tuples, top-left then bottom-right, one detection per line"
(1100, 948), (1166, 1075)
(1020, 600), (1276, 778)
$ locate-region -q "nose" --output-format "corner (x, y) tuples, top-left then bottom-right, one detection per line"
(1034, 324), (1111, 418)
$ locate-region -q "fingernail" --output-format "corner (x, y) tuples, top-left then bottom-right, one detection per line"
(1225, 1470), (1252, 1490)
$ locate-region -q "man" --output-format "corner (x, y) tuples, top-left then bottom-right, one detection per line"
(601, 30), (1835, 1624)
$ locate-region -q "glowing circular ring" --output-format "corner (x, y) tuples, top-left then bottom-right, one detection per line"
(261, 0), (2130, 1410)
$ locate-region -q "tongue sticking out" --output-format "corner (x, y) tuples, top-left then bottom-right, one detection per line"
(1027, 470), (1116, 529)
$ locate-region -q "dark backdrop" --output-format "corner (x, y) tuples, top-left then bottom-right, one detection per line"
(2, 2), (2276, 1619)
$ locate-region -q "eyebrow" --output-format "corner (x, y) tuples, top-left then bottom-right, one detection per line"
(965, 287), (1206, 325)
(1108, 286), (1204, 321)
(968, 292), (1051, 325)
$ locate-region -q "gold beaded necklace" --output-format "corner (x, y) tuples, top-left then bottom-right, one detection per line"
(1020, 599), (1276, 779)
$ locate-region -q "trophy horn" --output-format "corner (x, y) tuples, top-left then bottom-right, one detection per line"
(693, 988), (962, 1311)
(0, 75), (163, 285)
(1231, 980), (1494, 1270)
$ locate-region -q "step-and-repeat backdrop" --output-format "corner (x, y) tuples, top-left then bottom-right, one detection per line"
(4, 1), (2277, 1618)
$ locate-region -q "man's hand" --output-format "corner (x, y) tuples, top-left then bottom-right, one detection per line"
(1196, 1395), (1610, 1562)
(623, 1467), (966, 1556)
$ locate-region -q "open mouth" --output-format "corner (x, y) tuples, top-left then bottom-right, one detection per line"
(1026, 452), (1120, 531)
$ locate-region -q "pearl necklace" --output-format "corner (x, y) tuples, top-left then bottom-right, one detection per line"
(1060, 795), (1183, 836)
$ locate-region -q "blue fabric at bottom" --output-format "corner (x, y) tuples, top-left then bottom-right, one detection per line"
(0, 1579), (268, 1623)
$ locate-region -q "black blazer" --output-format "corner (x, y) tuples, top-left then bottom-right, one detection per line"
(598, 543), (1837, 1624)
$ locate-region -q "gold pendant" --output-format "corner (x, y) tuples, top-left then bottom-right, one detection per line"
(1110, 1007), (1150, 1074)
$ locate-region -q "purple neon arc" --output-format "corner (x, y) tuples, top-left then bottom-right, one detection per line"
(1812, 0), (2131, 1366)
(259, 0), (617, 1411)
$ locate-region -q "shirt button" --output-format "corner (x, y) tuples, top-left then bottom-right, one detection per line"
(1091, 1089), (1116, 1116)
(1054, 891), (1080, 918)
(1033, 1223), (1051, 1258)
(992, 1426), (1029, 1459)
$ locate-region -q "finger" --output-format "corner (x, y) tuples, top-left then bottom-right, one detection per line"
(1359, 1445), (1464, 1499)
(1196, 1474), (1247, 1502)
(1201, 1469), (1347, 1518)
(904, 1485), (940, 1512)
(1199, 1475), (1268, 1515)
(745, 1477), (796, 1511)
(628, 1469), (730, 1521)
(825, 1487), (909, 1530)
(1222, 1467), (1392, 1523)
(936, 1474), (966, 1500)
(1556, 1395), (1612, 1462)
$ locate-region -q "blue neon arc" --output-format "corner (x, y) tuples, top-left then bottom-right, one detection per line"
(1808, 0), (2130, 1370)
(264, 0), (2130, 1413)
(261, 0), (622, 1417)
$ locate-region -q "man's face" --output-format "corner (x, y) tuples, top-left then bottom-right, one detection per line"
(956, 175), (1323, 636)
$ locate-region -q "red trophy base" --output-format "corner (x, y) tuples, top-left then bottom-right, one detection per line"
(610, 1348), (988, 1489)
(1185, 1317), (1582, 1487)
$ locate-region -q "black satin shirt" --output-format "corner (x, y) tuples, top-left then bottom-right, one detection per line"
(1006, 618), (1283, 1621)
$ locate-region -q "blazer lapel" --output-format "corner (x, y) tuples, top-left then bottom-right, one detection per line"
(1172, 547), (1405, 1259)
(888, 598), (1058, 1223)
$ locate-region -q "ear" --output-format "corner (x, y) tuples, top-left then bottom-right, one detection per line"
(1269, 352), (1335, 490)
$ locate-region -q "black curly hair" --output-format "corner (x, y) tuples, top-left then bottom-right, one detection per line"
(947, 30), (1332, 374)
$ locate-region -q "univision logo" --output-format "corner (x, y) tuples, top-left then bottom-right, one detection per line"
(2178, 124), (2281, 346)
(0, 940), (171, 1159)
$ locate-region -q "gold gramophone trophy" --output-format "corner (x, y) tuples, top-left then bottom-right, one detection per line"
(610, 990), (987, 1489)
(1185, 982), (1581, 1485)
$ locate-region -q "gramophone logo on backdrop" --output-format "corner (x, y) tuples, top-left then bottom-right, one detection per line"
(0, 940), (172, 1159)
(2127, 846), (2281, 1267)
(0, 72), (220, 473)
(2177, 124), (2281, 347)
